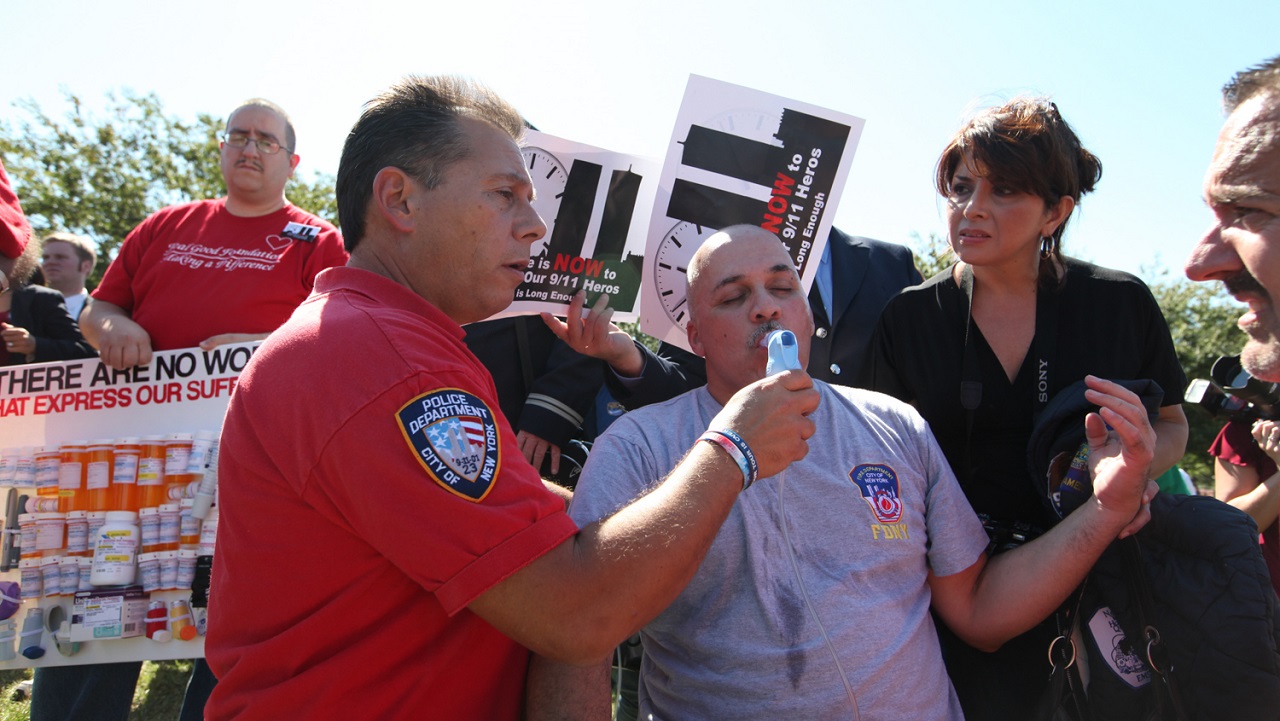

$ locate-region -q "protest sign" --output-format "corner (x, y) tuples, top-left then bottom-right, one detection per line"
(0, 343), (255, 668)
(640, 76), (865, 349)
(495, 130), (659, 321)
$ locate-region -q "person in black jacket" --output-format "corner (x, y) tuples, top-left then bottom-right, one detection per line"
(464, 315), (603, 483)
(1, 228), (96, 365)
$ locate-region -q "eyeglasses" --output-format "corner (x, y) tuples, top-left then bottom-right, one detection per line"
(221, 132), (291, 155)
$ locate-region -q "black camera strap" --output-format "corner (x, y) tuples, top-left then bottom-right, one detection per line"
(958, 263), (1059, 492)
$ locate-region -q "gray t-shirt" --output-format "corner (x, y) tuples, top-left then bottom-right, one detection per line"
(570, 381), (989, 721)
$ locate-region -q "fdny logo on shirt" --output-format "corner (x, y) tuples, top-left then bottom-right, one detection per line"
(397, 389), (501, 502)
(850, 464), (903, 524)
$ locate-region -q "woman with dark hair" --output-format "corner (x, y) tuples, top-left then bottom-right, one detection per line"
(861, 97), (1188, 719)
(1, 236), (96, 365)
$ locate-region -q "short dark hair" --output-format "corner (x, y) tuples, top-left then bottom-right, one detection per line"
(42, 232), (96, 267)
(229, 98), (296, 153)
(335, 76), (525, 251)
(1224, 55), (1280, 113)
(936, 97), (1102, 274)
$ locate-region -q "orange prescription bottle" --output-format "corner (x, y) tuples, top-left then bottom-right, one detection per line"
(57, 442), (88, 513)
(84, 441), (113, 513)
(85, 512), (107, 557)
(164, 434), (193, 479)
(33, 447), (60, 499)
(64, 511), (89, 557)
(34, 513), (66, 556)
(0, 447), (16, 484)
(136, 437), (167, 509)
(170, 600), (197, 641)
(24, 497), (57, 513)
(178, 499), (201, 548)
(139, 507), (161, 554)
(157, 504), (180, 552)
(17, 514), (37, 561)
(111, 438), (141, 513)
(11, 447), (35, 486)
(166, 472), (196, 502)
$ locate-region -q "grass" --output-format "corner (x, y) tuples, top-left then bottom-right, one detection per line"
(0, 660), (192, 720)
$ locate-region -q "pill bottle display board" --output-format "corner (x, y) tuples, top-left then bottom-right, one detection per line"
(0, 342), (256, 668)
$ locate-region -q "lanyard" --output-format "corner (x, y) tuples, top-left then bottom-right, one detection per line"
(958, 264), (1059, 485)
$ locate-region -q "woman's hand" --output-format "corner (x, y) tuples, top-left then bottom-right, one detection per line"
(1, 323), (35, 356)
(1252, 420), (1280, 465)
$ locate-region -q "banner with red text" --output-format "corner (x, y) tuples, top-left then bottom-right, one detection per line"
(0, 343), (255, 668)
(0, 343), (254, 446)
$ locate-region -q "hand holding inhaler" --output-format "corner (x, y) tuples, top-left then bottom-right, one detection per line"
(765, 330), (801, 376)
(701, 329), (815, 486)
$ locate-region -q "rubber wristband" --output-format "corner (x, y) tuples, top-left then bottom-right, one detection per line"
(698, 429), (758, 491)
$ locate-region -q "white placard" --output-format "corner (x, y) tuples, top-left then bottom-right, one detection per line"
(640, 75), (865, 350)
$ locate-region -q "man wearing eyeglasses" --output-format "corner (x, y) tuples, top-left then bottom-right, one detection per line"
(41, 100), (347, 721)
(79, 98), (348, 371)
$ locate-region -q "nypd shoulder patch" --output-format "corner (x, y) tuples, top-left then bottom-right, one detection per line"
(849, 463), (904, 524)
(396, 388), (501, 502)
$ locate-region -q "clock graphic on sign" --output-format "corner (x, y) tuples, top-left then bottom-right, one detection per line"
(522, 146), (568, 256)
(708, 108), (780, 141)
(653, 110), (780, 331)
(653, 221), (717, 329)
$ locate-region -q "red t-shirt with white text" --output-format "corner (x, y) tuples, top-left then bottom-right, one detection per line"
(92, 199), (347, 350)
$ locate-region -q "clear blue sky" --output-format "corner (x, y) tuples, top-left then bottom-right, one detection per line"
(5, 0), (1277, 280)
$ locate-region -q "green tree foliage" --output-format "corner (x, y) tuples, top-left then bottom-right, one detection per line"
(618, 320), (661, 354)
(907, 231), (954, 280)
(286, 179), (339, 231)
(1148, 269), (1249, 488)
(0, 89), (337, 288)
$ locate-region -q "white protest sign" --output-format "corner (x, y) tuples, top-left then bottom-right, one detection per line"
(0, 343), (257, 668)
(493, 130), (660, 321)
(640, 75), (865, 349)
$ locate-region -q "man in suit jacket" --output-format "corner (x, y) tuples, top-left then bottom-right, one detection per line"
(0, 173), (96, 365)
(4, 281), (97, 364)
(40, 232), (96, 320)
(568, 227), (921, 410)
(464, 315), (603, 482)
(808, 228), (922, 383)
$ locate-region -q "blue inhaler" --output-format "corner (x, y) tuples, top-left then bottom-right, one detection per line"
(765, 330), (801, 376)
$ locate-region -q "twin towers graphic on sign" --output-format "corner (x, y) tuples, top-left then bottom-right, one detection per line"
(530, 107), (848, 286)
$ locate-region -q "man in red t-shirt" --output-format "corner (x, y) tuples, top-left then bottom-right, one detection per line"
(41, 99), (347, 721)
(81, 98), (348, 368)
(205, 76), (820, 721)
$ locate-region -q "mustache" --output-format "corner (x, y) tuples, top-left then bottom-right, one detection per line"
(748, 321), (783, 350)
(1224, 271), (1271, 301)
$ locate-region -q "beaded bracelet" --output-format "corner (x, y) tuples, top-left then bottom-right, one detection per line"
(698, 429), (759, 491)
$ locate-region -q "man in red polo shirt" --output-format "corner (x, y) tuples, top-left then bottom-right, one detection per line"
(205, 76), (819, 720)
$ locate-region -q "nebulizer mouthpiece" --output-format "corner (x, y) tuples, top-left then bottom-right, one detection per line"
(764, 330), (801, 376)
